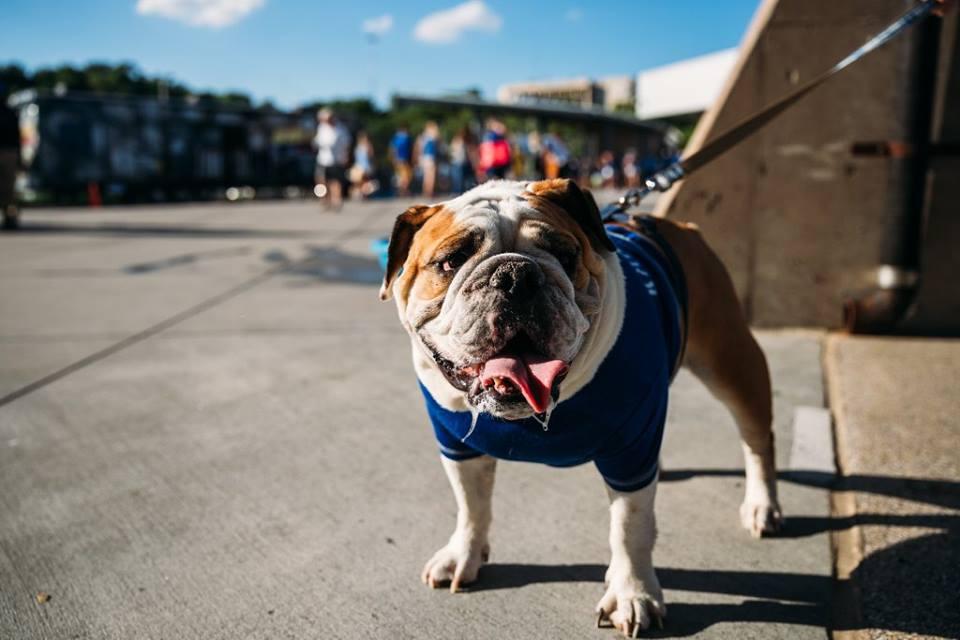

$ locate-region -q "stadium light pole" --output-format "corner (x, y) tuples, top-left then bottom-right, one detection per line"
(366, 32), (380, 106)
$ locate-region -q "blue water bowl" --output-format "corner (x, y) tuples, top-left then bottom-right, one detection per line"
(371, 237), (390, 272)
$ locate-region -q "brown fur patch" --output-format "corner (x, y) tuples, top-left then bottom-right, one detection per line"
(381, 204), (436, 300)
(525, 179), (614, 253)
(526, 178), (565, 196)
(522, 193), (606, 290)
(394, 206), (466, 304)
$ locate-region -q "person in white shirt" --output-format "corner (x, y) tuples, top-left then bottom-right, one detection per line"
(313, 108), (351, 210)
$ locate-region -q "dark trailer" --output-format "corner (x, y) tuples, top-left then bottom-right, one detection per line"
(10, 90), (317, 204)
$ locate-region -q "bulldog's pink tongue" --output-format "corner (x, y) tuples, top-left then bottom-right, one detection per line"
(481, 354), (569, 414)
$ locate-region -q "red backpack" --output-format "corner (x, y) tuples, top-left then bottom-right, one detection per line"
(480, 137), (511, 170)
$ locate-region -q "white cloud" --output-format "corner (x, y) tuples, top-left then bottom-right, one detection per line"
(136, 0), (265, 29)
(362, 14), (393, 38)
(564, 8), (583, 22)
(413, 0), (502, 45)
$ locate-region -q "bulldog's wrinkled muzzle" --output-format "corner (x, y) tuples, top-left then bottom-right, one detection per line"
(488, 257), (545, 304)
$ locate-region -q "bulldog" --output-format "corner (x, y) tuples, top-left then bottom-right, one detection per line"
(379, 179), (782, 636)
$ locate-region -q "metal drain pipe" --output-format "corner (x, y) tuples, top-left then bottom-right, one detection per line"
(844, 6), (942, 334)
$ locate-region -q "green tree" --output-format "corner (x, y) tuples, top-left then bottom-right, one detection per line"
(0, 64), (30, 94)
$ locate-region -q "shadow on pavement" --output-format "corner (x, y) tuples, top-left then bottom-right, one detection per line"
(266, 245), (383, 286)
(475, 564), (825, 601)
(125, 247), (252, 273)
(660, 468), (960, 510)
(472, 563), (828, 637)
(473, 549), (958, 637)
(474, 562), (604, 588)
(847, 531), (960, 637)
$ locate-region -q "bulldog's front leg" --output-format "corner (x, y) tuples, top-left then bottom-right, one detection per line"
(422, 455), (496, 593)
(597, 479), (666, 637)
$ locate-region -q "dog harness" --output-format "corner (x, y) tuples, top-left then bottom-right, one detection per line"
(419, 222), (687, 492)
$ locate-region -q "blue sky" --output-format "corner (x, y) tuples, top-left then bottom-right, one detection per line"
(4, 0), (760, 107)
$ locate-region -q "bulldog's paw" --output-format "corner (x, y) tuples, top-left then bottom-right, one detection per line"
(740, 499), (784, 538)
(420, 538), (490, 593)
(596, 569), (666, 637)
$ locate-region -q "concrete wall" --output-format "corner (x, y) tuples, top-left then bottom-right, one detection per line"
(656, 0), (931, 328)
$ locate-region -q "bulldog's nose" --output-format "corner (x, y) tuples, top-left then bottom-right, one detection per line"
(489, 260), (544, 300)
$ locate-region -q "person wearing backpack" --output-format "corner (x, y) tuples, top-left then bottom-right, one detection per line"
(478, 119), (511, 181)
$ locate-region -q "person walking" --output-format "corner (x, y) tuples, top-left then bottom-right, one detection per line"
(524, 130), (543, 180)
(389, 126), (414, 197)
(598, 150), (617, 188)
(418, 121), (440, 198)
(448, 127), (476, 195)
(0, 87), (20, 230)
(313, 108), (351, 210)
(622, 148), (640, 188)
(349, 131), (376, 199)
(542, 132), (571, 180)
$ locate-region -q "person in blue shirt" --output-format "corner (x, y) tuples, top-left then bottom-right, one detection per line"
(390, 127), (413, 196)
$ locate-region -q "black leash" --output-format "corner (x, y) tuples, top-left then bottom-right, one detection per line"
(602, 0), (950, 221)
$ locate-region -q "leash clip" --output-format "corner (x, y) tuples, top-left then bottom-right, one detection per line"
(606, 163), (686, 218)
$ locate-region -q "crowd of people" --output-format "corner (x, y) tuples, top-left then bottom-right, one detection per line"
(312, 110), (678, 210)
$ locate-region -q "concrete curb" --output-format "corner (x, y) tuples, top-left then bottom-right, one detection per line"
(824, 334), (867, 640)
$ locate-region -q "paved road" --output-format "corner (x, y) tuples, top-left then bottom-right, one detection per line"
(0, 200), (832, 639)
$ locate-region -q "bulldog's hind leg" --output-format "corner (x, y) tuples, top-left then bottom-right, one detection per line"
(422, 455), (496, 592)
(657, 220), (782, 537)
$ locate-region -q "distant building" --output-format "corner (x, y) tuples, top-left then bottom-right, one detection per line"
(497, 75), (636, 112)
(495, 49), (738, 122)
(635, 49), (738, 121)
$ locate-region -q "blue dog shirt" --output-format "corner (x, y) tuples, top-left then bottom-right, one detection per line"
(419, 224), (685, 492)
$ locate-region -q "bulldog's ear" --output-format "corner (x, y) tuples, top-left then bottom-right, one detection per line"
(379, 204), (438, 301)
(528, 179), (615, 253)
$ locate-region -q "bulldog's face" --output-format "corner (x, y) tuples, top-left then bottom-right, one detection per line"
(380, 179), (615, 420)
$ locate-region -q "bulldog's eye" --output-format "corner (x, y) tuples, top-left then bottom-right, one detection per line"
(438, 250), (470, 273)
(538, 233), (580, 276)
(433, 233), (480, 274)
(553, 247), (579, 275)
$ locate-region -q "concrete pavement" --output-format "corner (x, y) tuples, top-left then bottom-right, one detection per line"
(826, 336), (960, 639)
(1, 199), (834, 638)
